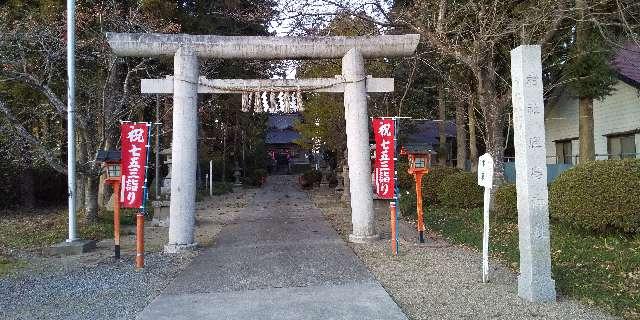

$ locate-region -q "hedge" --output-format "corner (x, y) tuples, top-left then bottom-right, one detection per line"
(242, 169), (268, 187)
(549, 159), (640, 233)
(423, 166), (463, 204)
(299, 169), (322, 189)
(399, 190), (417, 220)
(212, 182), (234, 195)
(493, 184), (517, 220)
(399, 165), (465, 215)
(396, 158), (413, 190)
(437, 171), (483, 209)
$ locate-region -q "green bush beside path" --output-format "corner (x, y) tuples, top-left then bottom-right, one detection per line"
(425, 207), (639, 319)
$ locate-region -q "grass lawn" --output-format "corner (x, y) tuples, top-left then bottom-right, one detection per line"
(0, 254), (26, 276)
(0, 207), (121, 275)
(422, 206), (640, 319)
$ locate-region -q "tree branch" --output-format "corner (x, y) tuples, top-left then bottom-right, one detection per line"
(0, 97), (67, 175)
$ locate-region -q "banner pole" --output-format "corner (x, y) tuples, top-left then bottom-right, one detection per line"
(136, 123), (153, 269)
(393, 117), (400, 254)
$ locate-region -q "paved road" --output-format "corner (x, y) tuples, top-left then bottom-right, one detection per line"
(137, 175), (406, 320)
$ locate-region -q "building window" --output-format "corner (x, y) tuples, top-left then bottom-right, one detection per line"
(608, 134), (637, 159)
(555, 140), (573, 164)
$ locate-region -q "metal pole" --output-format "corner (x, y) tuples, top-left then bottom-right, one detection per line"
(155, 95), (161, 200)
(137, 123), (153, 269)
(66, 0), (78, 242)
(209, 160), (213, 197)
(393, 118), (400, 253)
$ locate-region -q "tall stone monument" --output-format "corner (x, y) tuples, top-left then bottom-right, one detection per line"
(510, 45), (556, 302)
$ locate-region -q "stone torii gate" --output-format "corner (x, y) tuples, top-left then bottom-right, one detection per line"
(107, 33), (419, 253)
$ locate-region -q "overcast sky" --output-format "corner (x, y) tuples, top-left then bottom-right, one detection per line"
(267, 0), (390, 78)
(269, 0), (389, 36)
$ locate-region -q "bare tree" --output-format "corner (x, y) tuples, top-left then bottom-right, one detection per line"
(0, 2), (178, 220)
(276, 0), (569, 182)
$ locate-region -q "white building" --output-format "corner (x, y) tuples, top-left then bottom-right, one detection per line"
(545, 43), (640, 164)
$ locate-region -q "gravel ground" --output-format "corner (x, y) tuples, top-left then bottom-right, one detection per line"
(0, 188), (251, 320)
(0, 252), (194, 320)
(310, 187), (617, 320)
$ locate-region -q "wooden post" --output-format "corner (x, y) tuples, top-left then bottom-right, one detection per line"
(113, 182), (121, 259)
(415, 173), (426, 243)
(390, 202), (398, 255)
(136, 213), (144, 269)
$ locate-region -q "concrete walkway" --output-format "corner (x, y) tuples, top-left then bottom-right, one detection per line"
(137, 175), (406, 320)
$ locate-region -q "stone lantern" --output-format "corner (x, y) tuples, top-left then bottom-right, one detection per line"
(232, 161), (242, 186)
(400, 143), (436, 243)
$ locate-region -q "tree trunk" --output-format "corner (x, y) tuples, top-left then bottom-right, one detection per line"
(222, 123), (227, 181)
(468, 98), (479, 172)
(98, 175), (106, 208)
(578, 97), (595, 163)
(19, 169), (36, 209)
(85, 175), (99, 223)
(575, 0), (595, 164)
(76, 175), (85, 213)
(455, 101), (467, 170)
(437, 84), (447, 165)
(476, 65), (506, 186)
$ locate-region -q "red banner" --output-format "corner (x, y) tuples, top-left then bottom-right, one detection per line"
(120, 123), (150, 208)
(373, 118), (395, 199)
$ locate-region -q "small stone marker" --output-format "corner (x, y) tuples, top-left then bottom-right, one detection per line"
(477, 153), (493, 283)
(511, 45), (556, 302)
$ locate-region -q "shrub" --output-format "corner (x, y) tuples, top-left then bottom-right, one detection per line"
(493, 184), (517, 220)
(549, 159), (640, 233)
(242, 168), (268, 187)
(396, 158), (413, 190)
(299, 169), (322, 189)
(423, 166), (463, 204)
(437, 171), (483, 209)
(325, 171), (339, 188)
(212, 182), (233, 195)
(399, 190), (417, 221)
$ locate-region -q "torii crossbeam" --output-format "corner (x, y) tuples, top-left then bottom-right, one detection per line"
(141, 76), (394, 94)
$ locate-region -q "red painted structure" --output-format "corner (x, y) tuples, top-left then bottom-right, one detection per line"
(400, 143), (435, 243)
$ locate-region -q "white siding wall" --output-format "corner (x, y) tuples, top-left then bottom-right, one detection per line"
(593, 82), (640, 157)
(544, 91), (579, 164)
(544, 81), (640, 163)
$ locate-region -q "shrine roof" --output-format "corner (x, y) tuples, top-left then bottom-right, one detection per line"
(266, 129), (300, 145)
(95, 150), (121, 162)
(402, 143), (437, 155)
(613, 42), (640, 87)
(405, 120), (456, 145)
(267, 114), (301, 130)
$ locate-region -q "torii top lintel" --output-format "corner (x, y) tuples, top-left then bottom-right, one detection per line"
(106, 33), (420, 59)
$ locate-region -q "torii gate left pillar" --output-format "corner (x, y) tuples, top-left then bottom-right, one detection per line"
(168, 47), (199, 251)
(107, 33), (420, 252)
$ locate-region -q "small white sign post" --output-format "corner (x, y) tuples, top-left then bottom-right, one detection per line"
(209, 160), (213, 197)
(478, 153), (494, 283)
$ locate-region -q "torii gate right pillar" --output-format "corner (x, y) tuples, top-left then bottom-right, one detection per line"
(166, 47), (199, 253)
(343, 49), (378, 242)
